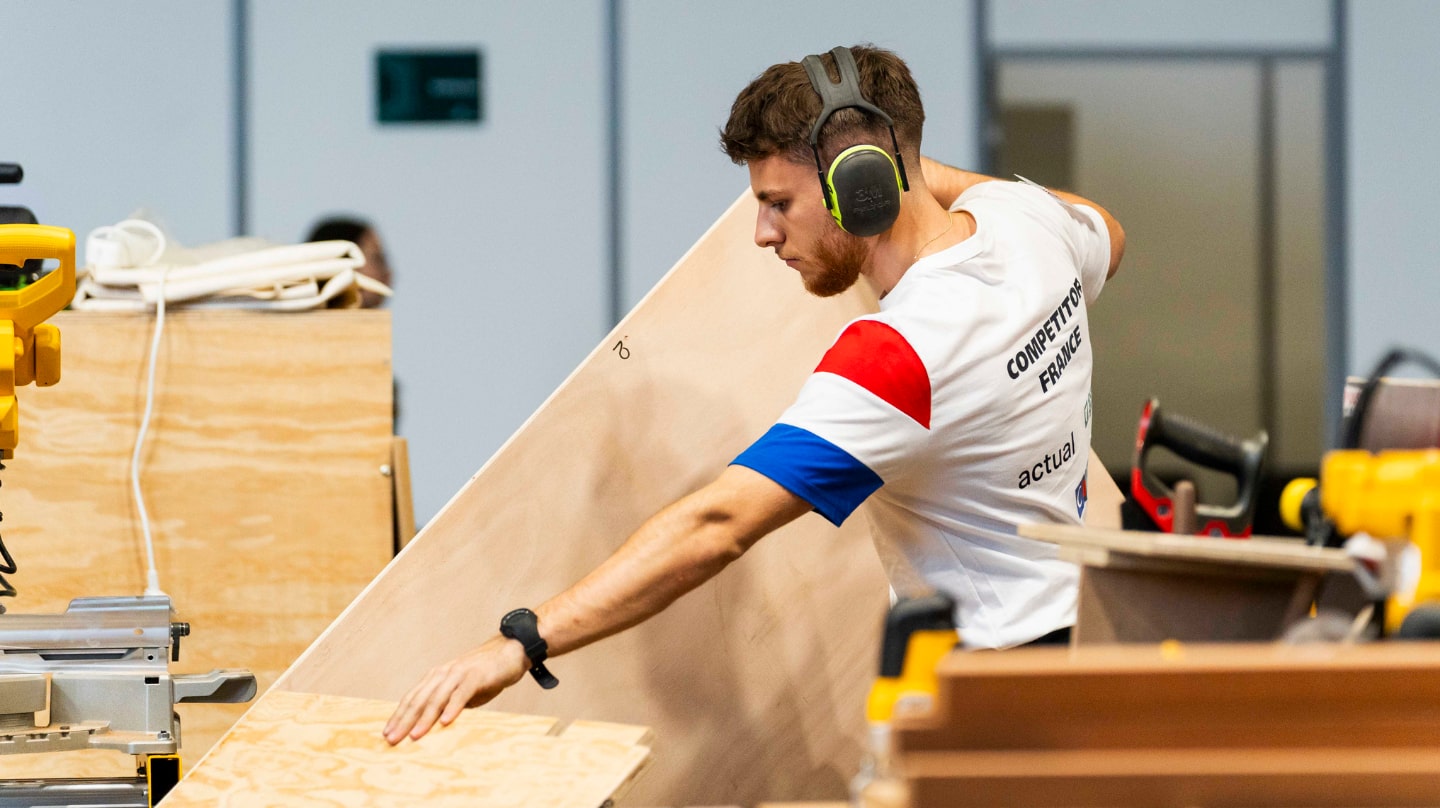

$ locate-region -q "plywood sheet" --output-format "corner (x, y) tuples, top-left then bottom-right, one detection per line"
(161, 690), (651, 807)
(195, 193), (1127, 806)
(0, 310), (394, 778)
(266, 193), (887, 807)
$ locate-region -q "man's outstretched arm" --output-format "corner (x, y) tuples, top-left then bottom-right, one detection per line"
(382, 465), (812, 744)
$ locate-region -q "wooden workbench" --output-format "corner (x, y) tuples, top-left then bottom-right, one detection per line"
(0, 309), (395, 779)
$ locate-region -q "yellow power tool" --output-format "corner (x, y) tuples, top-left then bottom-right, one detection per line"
(1284, 450), (1440, 636)
(0, 223), (74, 458)
(852, 594), (958, 806)
(866, 593), (958, 724)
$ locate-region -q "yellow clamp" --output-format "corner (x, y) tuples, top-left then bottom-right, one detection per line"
(865, 629), (956, 723)
(0, 224), (76, 457)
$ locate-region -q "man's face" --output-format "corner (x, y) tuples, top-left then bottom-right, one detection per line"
(748, 155), (870, 298)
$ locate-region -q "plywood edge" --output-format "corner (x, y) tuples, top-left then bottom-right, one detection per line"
(901, 746), (1440, 778)
(927, 639), (1440, 677)
(391, 436), (416, 550)
(1019, 522), (1354, 572)
(558, 719), (655, 747)
(272, 190), (759, 694)
(558, 719), (655, 808)
(412, 188), (755, 541)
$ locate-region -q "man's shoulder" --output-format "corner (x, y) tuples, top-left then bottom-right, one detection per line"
(961, 177), (1065, 218)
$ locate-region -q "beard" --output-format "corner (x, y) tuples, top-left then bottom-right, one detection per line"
(804, 226), (869, 298)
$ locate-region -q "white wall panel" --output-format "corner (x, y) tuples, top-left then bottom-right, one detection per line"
(0, 1), (231, 246)
(249, 0), (608, 525)
(992, 0), (1332, 50)
(620, 0), (980, 310)
(1347, 0), (1440, 376)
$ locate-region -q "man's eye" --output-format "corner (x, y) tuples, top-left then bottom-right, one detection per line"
(772, 201), (788, 212)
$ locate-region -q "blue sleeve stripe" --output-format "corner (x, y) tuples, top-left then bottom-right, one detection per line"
(730, 423), (883, 527)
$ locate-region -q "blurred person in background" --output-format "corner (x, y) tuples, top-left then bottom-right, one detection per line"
(306, 215), (392, 309)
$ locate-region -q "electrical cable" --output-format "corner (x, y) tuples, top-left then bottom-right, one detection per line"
(87, 219), (170, 597)
(133, 265), (169, 597)
(1341, 347), (1440, 450)
(0, 461), (17, 607)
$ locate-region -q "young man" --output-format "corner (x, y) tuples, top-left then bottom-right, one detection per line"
(384, 44), (1124, 745)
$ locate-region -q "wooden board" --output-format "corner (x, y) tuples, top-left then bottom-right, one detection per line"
(1079, 453), (1123, 530)
(391, 437), (416, 551)
(260, 192), (889, 806)
(892, 641), (1440, 807)
(1020, 523), (1353, 573)
(900, 747), (1440, 808)
(0, 310), (394, 778)
(161, 690), (651, 807)
(1021, 523), (1355, 644)
(191, 193), (1127, 806)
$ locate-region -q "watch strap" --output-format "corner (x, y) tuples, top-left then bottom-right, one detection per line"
(500, 608), (559, 689)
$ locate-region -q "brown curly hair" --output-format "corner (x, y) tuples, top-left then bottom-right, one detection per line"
(720, 44), (925, 168)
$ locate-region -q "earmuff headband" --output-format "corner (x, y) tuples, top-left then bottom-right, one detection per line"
(800, 47), (911, 197)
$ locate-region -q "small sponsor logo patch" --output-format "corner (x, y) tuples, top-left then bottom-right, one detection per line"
(1076, 473), (1089, 519)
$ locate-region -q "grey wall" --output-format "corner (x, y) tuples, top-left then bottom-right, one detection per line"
(5, 0), (1440, 525)
(247, 1), (608, 524)
(990, 0), (1331, 48)
(0, 1), (233, 245)
(1347, 0), (1440, 377)
(620, 0), (980, 310)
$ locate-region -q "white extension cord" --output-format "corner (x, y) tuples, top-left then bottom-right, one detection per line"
(87, 220), (169, 597)
(81, 217), (388, 598)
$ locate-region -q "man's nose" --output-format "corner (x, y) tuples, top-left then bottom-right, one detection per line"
(754, 213), (781, 250)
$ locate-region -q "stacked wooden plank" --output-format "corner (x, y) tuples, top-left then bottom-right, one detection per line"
(892, 641), (1440, 807)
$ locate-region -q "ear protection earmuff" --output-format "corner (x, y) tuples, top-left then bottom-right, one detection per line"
(801, 46), (911, 237)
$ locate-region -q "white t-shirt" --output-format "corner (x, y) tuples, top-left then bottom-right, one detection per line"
(732, 180), (1111, 648)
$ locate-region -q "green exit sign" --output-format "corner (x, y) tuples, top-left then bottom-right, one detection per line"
(376, 49), (482, 124)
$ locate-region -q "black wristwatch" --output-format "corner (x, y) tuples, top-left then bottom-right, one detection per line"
(499, 608), (559, 689)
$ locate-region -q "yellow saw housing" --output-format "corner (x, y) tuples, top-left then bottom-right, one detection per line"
(0, 224), (76, 458)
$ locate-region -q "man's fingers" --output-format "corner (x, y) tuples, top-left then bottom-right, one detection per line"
(384, 685), (426, 742)
(382, 641), (525, 744)
(408, 665), (476, 740)
(384, 667), (449, 744)
(439, 680), (475, 727)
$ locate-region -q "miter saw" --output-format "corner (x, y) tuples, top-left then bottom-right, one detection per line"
(0, 207), (256, 807)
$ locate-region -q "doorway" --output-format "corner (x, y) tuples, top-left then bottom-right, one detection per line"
(990, 55), (1329, 533)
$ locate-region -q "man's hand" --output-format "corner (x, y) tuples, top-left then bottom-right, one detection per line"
(380, 466), (809, 746)
(382, 635), (529, 744)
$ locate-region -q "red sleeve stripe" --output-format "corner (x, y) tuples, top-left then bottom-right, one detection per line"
(813, 320), (931, 429)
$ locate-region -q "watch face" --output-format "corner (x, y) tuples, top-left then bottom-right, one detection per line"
(499, 609), (557, 689)
(501, 609), (540, 649)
